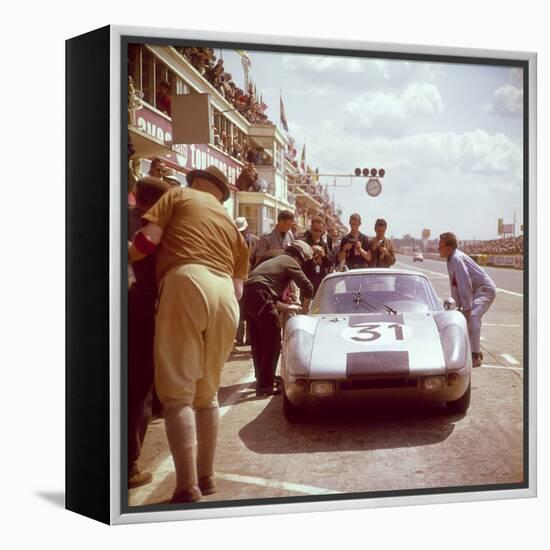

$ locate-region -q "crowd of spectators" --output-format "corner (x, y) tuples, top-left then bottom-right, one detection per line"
(462, 236), (523, 255)
(176, 47), (273, 126)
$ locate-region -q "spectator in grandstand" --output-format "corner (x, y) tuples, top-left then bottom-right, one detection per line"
(196, 48), (213, 75)
(236, 162), (259, 192)
(213, 126), (222, 148)
(156, 81), (172, 116)
(221, 74), (234, 100)
(439, 232), (496, 368)
(462, 236), (523, 255)
(246, 148), (256, 164)
(220, 131), (229, 152)
(233, 88), (248, 110)
(231, 142), (244, 162)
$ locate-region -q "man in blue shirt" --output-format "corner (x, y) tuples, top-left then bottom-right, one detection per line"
(439, 232), (497, 368)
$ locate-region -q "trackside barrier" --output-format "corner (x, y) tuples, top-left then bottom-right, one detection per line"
(399, 251), (523, 269)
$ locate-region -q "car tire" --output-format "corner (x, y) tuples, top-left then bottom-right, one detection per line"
(446, 380), (471, 415)
(282, 386), (306, 422)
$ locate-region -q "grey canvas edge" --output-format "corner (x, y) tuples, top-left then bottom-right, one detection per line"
(108, 24), (537, 525)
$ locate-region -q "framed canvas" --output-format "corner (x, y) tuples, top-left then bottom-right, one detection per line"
(66, 25), (537, 525)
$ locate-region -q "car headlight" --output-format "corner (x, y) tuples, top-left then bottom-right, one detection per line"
(310, 381), (335, 396)
(423, 376), (445, 391)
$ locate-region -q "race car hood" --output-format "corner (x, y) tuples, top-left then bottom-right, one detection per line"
(308, 312), (446, 378)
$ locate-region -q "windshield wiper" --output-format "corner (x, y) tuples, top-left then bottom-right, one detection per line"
(351, 286), (376, 311)
(349, 286), (398, 314)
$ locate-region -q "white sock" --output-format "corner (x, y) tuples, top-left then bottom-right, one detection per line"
(164, 405), (198, 494)
(195, 406), (219, 479)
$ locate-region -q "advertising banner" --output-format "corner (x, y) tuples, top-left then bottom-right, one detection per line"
(135, 104), (243, 185)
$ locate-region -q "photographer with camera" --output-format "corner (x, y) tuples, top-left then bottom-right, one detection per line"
(301, 216), (332, 295)
(369, 218), (396, 268)
(337, 213), (372, 270)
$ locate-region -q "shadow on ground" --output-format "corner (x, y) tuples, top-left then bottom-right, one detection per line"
(226, 348), (252, 363)
(239, 397), (459, 454)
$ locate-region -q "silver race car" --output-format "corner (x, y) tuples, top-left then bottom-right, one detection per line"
(281, 269), (472, 421)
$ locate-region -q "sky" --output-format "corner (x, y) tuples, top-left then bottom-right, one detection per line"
(219, 48), (524, 241)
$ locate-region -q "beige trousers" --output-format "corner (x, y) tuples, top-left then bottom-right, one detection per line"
(154, 264), (239, 410)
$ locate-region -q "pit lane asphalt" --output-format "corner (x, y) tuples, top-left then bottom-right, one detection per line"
(129, 260), (525, 508)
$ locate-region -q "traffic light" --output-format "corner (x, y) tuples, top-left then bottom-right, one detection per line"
(354, 167), (386, 177)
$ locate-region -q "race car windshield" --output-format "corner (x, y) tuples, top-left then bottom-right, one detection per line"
(311, 274), (441, 314)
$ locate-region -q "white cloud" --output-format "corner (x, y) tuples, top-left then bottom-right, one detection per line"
(282, 55), (388, 77)
(311, 128), (522, 185)
(487, 84), (523, 117)
(280, 55), (443, 92)
(291, 85), (334, 97)
(342, 82), (443, 134)
(328, 131), (522, 239)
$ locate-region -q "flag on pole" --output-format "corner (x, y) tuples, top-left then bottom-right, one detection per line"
(235, 49), (251, 90)
(314, 167), (319, 183)
(280, 93), (289, 132)
(300, 142), (306, 173)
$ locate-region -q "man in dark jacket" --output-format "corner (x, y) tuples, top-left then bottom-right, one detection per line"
(337, 213), (372, 270)
(369, 218), (397, 268)
(127, 176), (171, 489)
(301, 216), (332, 295)
(234, 216), (259, 345)
(242, 241), (314, 396)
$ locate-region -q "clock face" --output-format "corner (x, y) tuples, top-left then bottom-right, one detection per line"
(366, 178), (382, 197)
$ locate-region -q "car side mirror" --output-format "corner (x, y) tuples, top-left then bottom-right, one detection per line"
(443, 297), (457, 311)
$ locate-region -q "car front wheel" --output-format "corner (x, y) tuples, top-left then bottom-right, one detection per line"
(282, 386), (306, 422)
(446, 380), (471, 415)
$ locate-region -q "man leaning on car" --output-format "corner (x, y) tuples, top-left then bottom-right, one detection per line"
(439, 231), (496, 368)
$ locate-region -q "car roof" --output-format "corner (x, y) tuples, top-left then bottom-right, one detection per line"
(323, 268), (429, 281)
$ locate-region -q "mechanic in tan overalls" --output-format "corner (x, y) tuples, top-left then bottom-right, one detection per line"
(129, 165), (249, 504)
